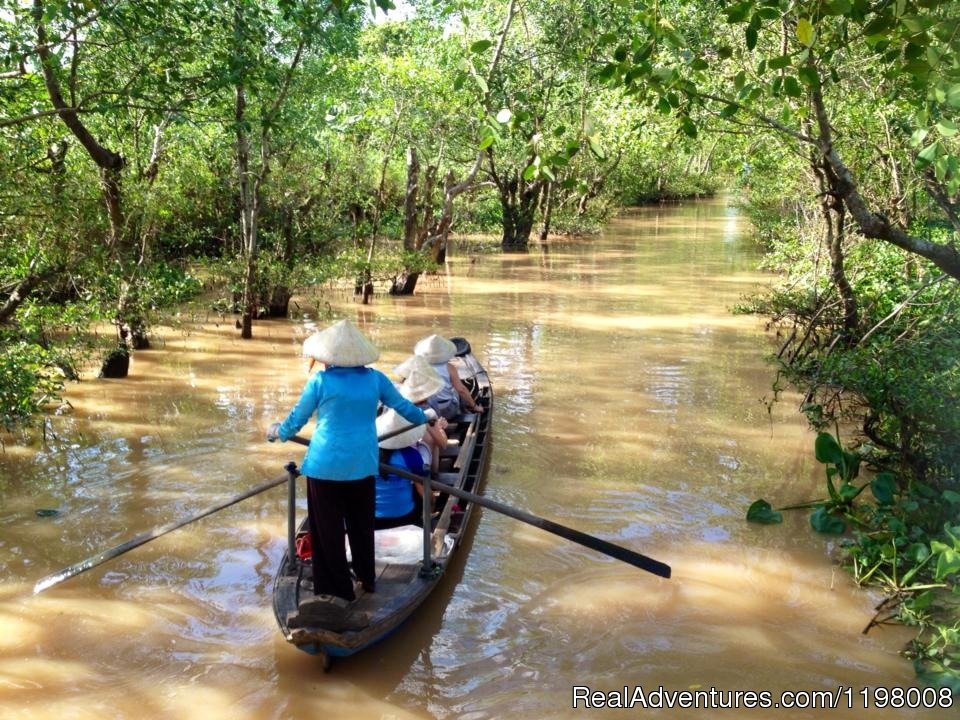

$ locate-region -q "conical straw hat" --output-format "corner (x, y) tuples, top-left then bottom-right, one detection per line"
(399, 365), (444, 403)
(392, 354), (434, 381)
(376, 408), (426, 450)
(414, 334), (456, 364)
(302, 319), (379, 367)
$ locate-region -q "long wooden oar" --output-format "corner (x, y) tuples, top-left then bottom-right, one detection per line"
(288, 434), (670, 577)
(33, 469), (295, 594)
(380, 461), (672, 579)
(32, 421), (431, 595)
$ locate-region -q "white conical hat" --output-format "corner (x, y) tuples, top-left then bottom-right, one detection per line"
(302, 319), (379, 367)
(414, 334), (456, 364)
(392, 354), (434, 381)
(399, 364), (444, 403)
(376, 408), (426, 449)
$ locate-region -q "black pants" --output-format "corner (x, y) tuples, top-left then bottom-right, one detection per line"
(306, 476), (375, 601)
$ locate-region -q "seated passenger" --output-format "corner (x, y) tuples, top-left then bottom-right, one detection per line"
(412, 334), (483, 420)
(374, 409), (429, 529)
(398, 362), (449, 477)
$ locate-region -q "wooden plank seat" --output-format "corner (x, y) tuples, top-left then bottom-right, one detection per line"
(454, 426), (478, 471)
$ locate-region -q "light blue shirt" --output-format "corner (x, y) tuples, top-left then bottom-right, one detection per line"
(277, 366), (427, 480)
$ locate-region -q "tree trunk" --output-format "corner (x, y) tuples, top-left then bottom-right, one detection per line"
(538, 181), (553, 243)
(402, 147), (420, 250)
(813, 158), (858, 341)
(499, 174), (541, 252)
(808, 76), (960, 281)
(235, 80), (259, 340)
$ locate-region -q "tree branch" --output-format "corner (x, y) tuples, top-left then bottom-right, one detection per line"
(808, 77), (960, 281)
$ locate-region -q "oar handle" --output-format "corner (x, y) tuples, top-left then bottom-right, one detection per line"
(380, 462), (672, 580)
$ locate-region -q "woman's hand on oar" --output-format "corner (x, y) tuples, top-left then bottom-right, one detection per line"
(381, 462), (671, 580)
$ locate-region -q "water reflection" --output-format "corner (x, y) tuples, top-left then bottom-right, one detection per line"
(0, 198), (938, 719)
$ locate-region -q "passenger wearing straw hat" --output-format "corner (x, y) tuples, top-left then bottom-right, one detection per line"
(373, 409), (428, 530)
(413, 334), (483, 420)
(374, 363), (449, 529)
(396, 358), (449, 476)
(267, 319), (428, 607)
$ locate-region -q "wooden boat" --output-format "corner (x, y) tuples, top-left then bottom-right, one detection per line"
(272, 337), (492, 668)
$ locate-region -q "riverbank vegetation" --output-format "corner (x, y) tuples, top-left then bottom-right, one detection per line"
(1, 0), (956, 689)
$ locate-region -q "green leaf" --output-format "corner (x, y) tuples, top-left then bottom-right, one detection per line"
(521, 163), (537, 181)
(690, 58), (709, 71)
(768, 54), (792, 70)
(747, 499), (783, 524)
(810, 506), (846, 534)
(720, 102), (740, 118)
(906, 543), (931, 563)
(943, 490), (960, 505)
(469, 39), (493, 53)
(871, 472), (897, 504)
(841, 450), (861, 481)
(597, 63), (617, 81)
(910, 128), (929, 147)
(746, 26), (758, 50)
(814, 432), (844, 465)
(838, 482), (861, 501)
(725, 2), (752, 23)
(906, 590), (934, 612)
(797, 18), (815, 47)
(917, 141), (941, 166)
(934, 548), (960, 581)
(478, 133), (494, 150)
(474, 75), (488, 95)
(587, 136), (606, 160)
(863, 13), (895, 37)
(783, 75), (803, 97)
(825, 0), (852, 14)
(938, 119), (959, 137)
(797, 66), (820, 87)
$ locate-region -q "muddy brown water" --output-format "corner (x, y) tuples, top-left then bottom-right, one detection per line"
(0, 198), (946, 719)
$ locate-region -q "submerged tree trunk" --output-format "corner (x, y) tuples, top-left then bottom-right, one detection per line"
(498, 172), (542, 252)
(391, 149), (477, 295)
(391, 148), (425, 296)
(235, 79), (259, 340)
